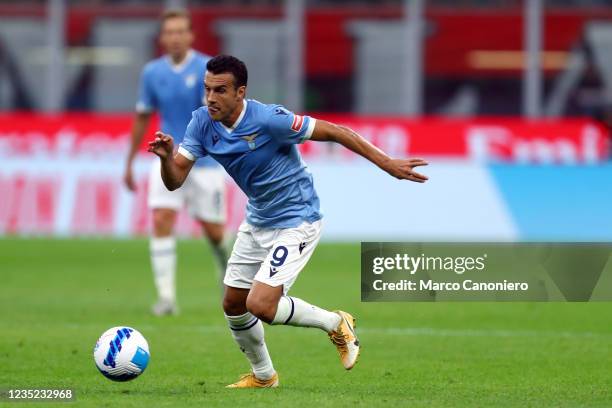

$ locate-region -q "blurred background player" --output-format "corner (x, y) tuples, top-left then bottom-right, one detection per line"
(123, 9), (228, 316)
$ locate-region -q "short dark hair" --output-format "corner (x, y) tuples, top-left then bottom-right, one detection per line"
(160, 9), (192, 30)
(206, 55), (248, 89)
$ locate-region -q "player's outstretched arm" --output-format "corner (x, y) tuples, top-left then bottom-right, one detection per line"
(310, 120), (429, 183)
(147, 131), (194, 191)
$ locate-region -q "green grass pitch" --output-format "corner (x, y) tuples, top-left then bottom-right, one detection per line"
(1, 238), (612, 407)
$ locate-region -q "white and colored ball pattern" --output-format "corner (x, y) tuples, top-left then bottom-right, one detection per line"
(93, 326), (150, 382)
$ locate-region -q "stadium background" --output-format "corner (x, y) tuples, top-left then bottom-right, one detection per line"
(2, 0), (611, 241)
(2, 1), (612, 406)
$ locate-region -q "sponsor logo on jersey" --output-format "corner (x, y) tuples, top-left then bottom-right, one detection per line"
(269, 267), (278, 277)
(299, 242), (307, 254)
(212, 133), (220, 145)
(275, 107), (289, 116)
(241, 133), (259, 150)
(291, 115), (304, 132)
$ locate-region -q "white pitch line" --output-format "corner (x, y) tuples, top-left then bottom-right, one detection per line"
(34, 323), (612, 340)
(356, 327), (612, 339)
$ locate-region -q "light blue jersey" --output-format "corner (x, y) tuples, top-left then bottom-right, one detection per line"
(178, 99), (322, 228)
(136, 50), (217, 167)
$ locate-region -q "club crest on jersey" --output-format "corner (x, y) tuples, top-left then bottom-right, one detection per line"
(185, 73), (197, 88)
(291, 115), (304, 132)
(241, 133), (259, 150)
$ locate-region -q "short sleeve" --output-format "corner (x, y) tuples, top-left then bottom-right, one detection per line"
(266, 105), (316, 145)
(178, 111), (207, 161)
(135, 66), (157, 113)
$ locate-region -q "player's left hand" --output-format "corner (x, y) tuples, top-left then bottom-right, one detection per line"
(382, 158), (429, 182)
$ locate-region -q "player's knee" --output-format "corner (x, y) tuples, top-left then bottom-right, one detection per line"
(152, 210), (176, 236)
(245, 296), (276, 323)
(222, 295), (246, 316)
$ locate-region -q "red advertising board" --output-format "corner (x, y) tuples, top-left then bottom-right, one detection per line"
(1, 113), (607, 163)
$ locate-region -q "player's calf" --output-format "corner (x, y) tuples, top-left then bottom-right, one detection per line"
(270, 295), (341, 332)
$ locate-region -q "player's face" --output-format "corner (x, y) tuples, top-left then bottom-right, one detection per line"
(204, 72), (246, 124)
(160, 17), (193, 60)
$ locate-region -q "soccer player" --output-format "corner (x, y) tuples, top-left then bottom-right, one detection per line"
(148, 55), (428, 387)
(123, 10), (228, 316)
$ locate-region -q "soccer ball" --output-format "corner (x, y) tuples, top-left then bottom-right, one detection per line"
(93, 326), (150, 382)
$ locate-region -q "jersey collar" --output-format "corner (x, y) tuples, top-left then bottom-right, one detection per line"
(166, 49), (194, 73)
(220, 99), (248, 134)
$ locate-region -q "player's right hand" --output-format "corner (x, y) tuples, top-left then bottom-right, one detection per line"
(147, 131), (174, 160)
(123, 165), (137, 192)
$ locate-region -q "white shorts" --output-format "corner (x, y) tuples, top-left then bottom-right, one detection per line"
(224, 220), (322, 294)
(148, 160), (226, 223)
